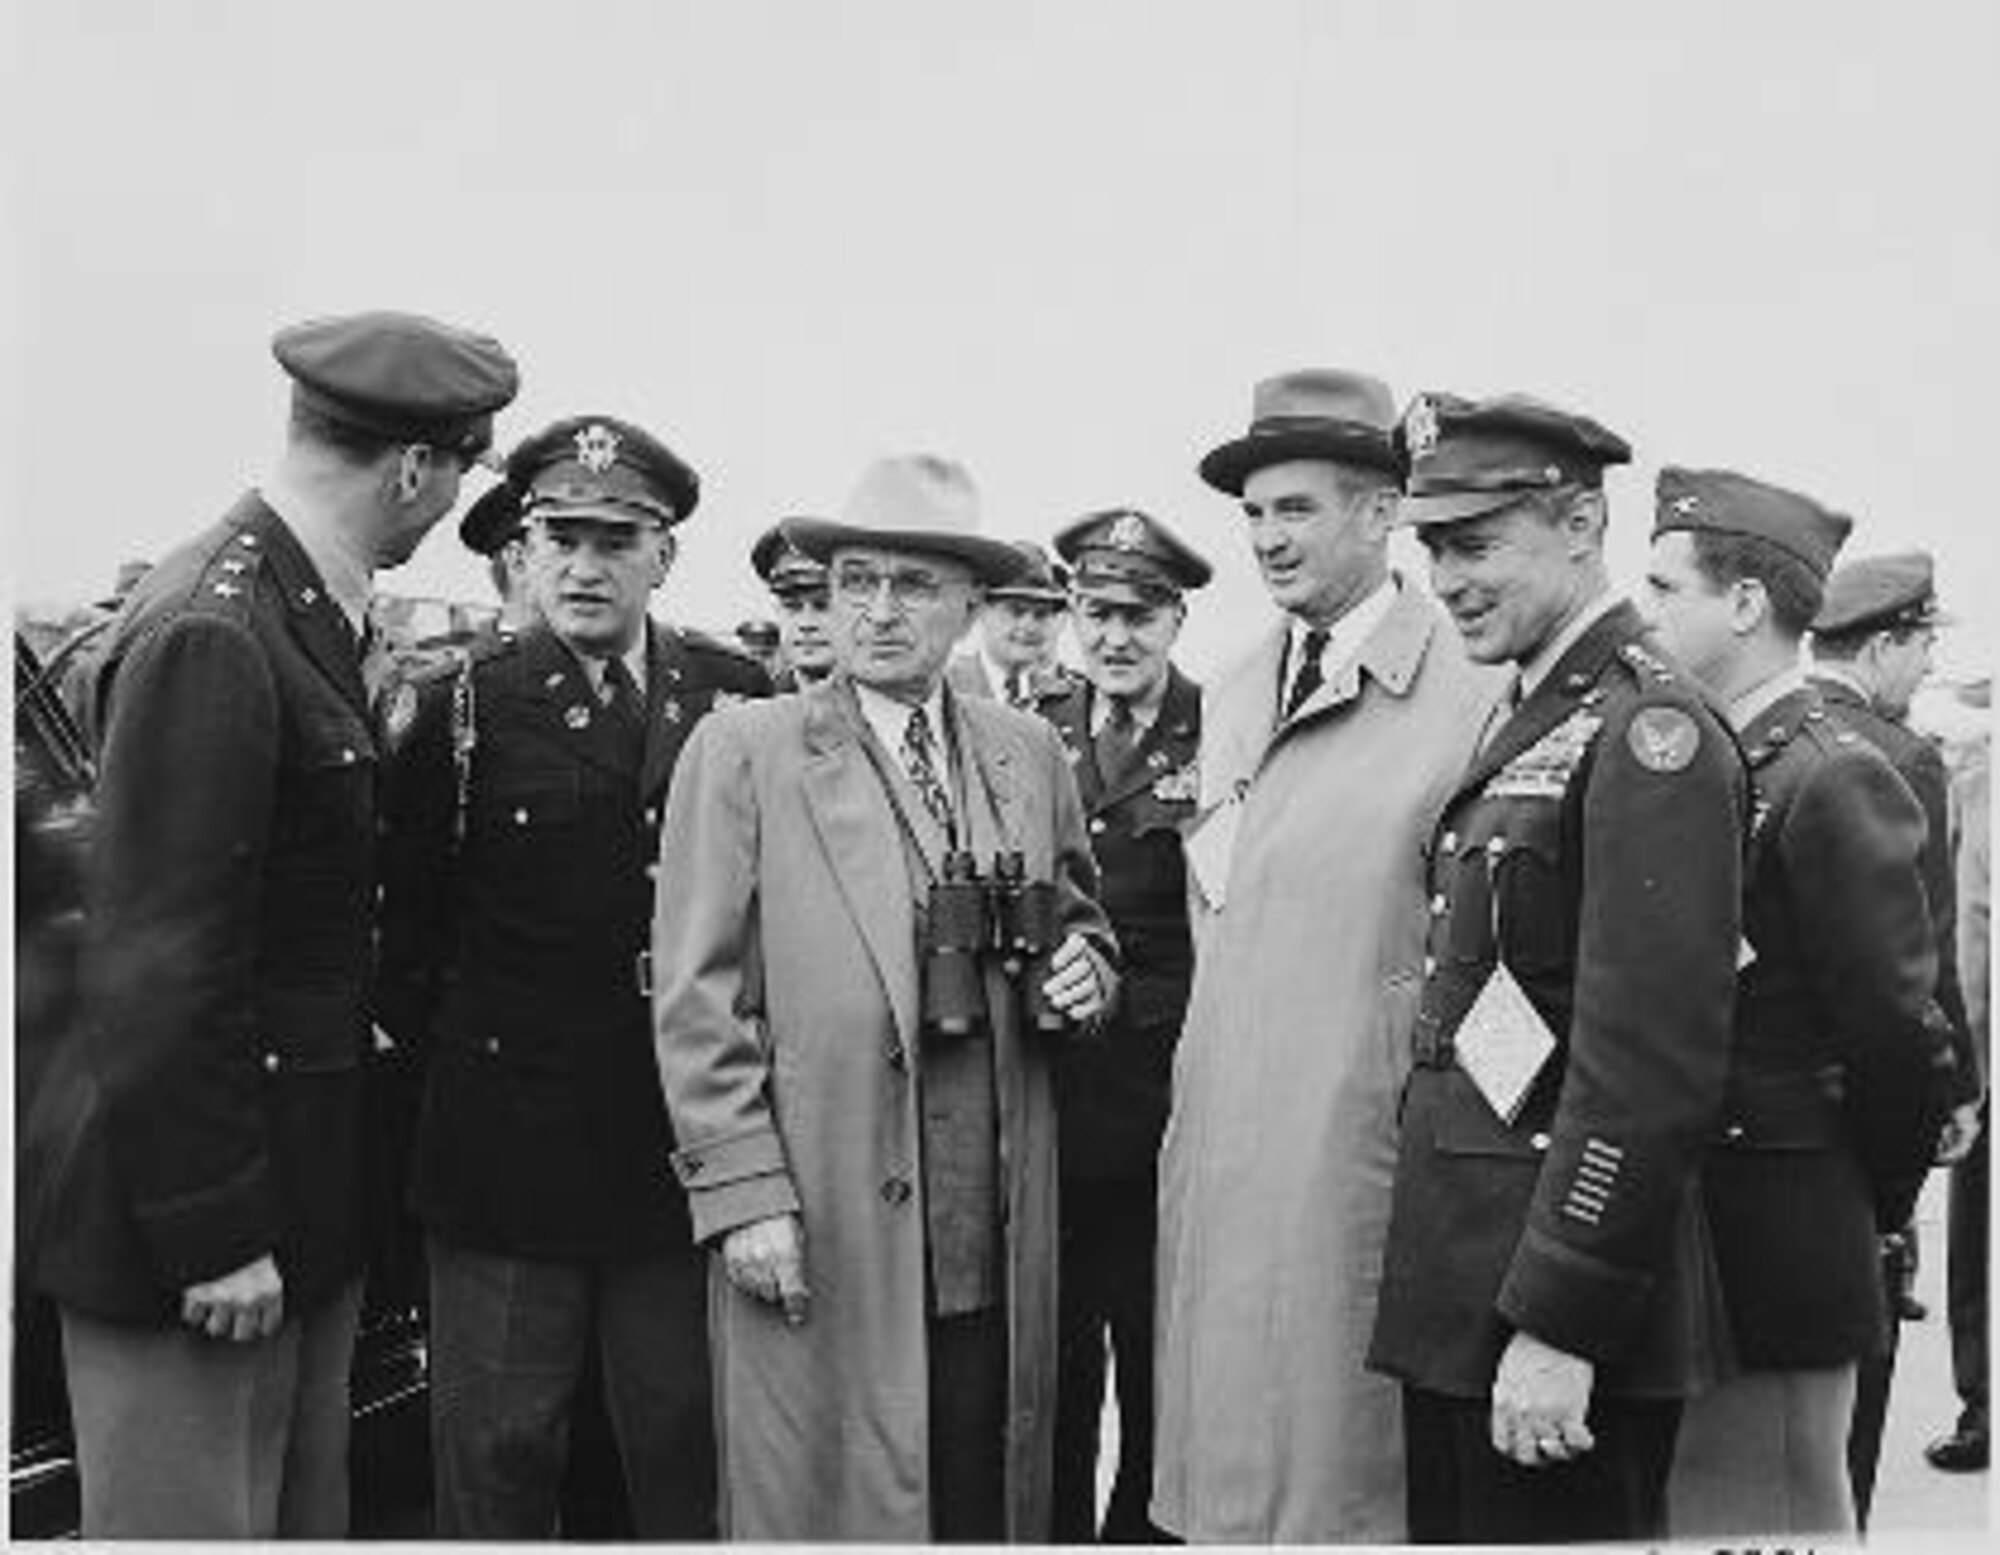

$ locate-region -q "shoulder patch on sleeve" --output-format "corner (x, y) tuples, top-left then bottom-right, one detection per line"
(1627, 705), (1702, 773)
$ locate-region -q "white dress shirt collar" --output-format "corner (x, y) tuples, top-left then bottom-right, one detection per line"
(1518, 589), (1623, 700)
(1729, 661), (1812, 733)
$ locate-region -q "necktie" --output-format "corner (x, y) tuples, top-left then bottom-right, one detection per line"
(600, 656), (645, 745)
(901, 706), (956, 838)
(1284, 628), (1330, 719)
(1005, 668), (1030, 708)
(1095, 695), (1139, 787)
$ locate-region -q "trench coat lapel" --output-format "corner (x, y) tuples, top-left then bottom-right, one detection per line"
(1271, 581), (1436, 751)
(799, 680), (922, 1053)
(1200, 624), (1286, 810)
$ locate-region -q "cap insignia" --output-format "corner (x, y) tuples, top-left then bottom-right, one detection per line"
(1403, 397), (1441, 460)
(574, 423), (621, 474)
(1672, 494), (1699, 517)
(1107, 512), (1147, 552)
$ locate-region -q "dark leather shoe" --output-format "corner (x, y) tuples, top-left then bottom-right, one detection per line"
(1924, 1428), (1989, 1472)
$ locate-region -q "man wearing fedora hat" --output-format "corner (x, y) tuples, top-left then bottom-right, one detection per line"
(1152, 369), (1499, 1542)
(1810, 552), (1982, 1520)
(651, 453), (1117, 1542)
(949, 539), (1075, 707)
(1641, 473), (1961, 1537)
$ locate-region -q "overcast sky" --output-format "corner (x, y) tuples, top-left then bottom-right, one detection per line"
(9, 0), (1997, 680)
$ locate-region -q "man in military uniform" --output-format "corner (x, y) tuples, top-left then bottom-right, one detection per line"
(948, 539), (1073, 705)
(751, 519), (837, 688)
(1367, 395), (1747, 1544)
(1643, 473), (1960, 1536)
(373, 415), (770, 1539)
(19, 310), (518, 1538)
(1809, 551), (1982, 1521)
(459, 476), (536, 635)
(1037, 507), (1210, 1542)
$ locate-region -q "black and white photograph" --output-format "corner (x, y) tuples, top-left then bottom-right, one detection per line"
(8, 1), (1994, 1544)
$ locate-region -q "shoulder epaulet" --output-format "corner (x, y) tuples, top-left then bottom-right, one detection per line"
(1618, 641), (1678, 686)
(189, 527), (269, 614)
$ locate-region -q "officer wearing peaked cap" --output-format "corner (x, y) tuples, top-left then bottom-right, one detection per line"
(454, 478), (540, 637)
(950, 539), (1076, 706)
(1369, 395), (1748, 1544)
(18, 310), (517, 1539)
(1037, 507), (1206, 1543)
(1810, 548), (1977, 1525)
(751, 521), (836, 687)
(1155, 370), (1499, 1543)
(1642, 469), (1963, 1538)
(374, 413), (769, 1539)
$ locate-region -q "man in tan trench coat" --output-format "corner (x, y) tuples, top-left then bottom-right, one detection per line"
(1153, 369), (1500, 1541)
(651, 454), (1117, 1541)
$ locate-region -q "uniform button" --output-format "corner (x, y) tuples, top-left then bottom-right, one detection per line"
(486, 1037), (501, 1055)
(681, 1155), (705, 1178)
(1530, 1132), (1550, 1151)
(1726, 1123), (1746, 1141)
(339, 747), (356, 765)
(881, 1177), (912, 1206)
(1441, 831), (1458, 851)
(1430, 893), (1448, 916)
(886, 1042), (906, 1070)
(263, 1052), (281, 1073)
(645, 863), (659, 881)
(1089, 819), (1106, 835)
(513, 807), (530, 825)
(1423, 955), (1437, 977)
(646, 807), (660, 826)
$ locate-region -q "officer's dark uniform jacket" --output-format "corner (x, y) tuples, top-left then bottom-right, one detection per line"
(23, 496), (380, 1322)
(1037, 668), (1201, 1179)
(373, 619), (770, 1259)
(1369, 602), (1746, 1399)
(1810, 674), (1978, 1095)
(1704, 684), (1961, 1368)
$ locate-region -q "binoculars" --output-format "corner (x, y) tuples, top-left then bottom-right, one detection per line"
(921, 850), (1067, 1039)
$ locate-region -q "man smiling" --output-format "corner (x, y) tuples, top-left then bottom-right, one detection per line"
(1153, 369), (1496, 1542)
(1369, 394), (1745, 1544)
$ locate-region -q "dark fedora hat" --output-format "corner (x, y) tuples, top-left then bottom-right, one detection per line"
(1198, 368), (1401, 494)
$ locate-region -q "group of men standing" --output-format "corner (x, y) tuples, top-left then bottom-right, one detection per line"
(15, 310), (1985, 1546)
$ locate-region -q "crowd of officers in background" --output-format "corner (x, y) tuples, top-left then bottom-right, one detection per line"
(12, 311), (1989, 1544)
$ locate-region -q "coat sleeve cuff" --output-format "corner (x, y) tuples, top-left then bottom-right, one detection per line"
(672, 1125), (802, 1245)
(1494, 1223), (1654, 1366)
(133, 1153), (281, 1293)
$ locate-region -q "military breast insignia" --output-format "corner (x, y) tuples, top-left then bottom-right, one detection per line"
(564, 703), (593, 730)
(382, 680), (419, 744)
(574, 423), (621, 472)
(1486, 709), (1602, 799)
(1152, 763), (1200, 803)
(1627, 706), (1700, 773)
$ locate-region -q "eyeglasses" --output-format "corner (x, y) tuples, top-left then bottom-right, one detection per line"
(831, 562), (951, 610)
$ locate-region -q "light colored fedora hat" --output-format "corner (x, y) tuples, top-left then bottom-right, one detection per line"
(785, 454), (1027, 585)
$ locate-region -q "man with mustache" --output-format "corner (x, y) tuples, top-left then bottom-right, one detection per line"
(374, 414), (769, 1538)
(1153, 369), (1498, 1542)
(950, 540), (1075, 706)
